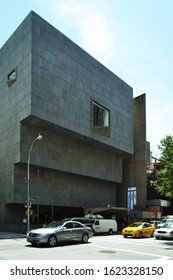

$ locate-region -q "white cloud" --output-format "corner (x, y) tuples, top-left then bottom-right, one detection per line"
(38, 0), (118, 66)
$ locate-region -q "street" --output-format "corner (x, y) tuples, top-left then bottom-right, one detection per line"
(0, 233), (173, 260)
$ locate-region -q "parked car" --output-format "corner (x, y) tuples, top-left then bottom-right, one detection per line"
(154, 223), (173, 240)
(157, 216), (173, 228)
(92, 219), (117, 235)
(122, 222), (156, 238)
(149, 220), (161, 228)
(63, 217), (95, 229)
(27, 220), (93, 247)
(63, 217), (117, 235)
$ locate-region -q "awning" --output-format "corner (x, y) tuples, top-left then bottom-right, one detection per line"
(85, 206), (128, 216)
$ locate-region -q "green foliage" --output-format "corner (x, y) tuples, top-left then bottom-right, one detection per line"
(153, 135), (173, 199)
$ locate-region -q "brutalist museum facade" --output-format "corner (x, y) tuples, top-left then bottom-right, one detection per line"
(0, 11), (147, 231)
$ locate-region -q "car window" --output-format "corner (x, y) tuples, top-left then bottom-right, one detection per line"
(162, 219), (173, 224)
(143, 224), (150, 228)
(64, 222), (74, 229)
(73, 223), (83, 228)
(46, 221), (63, 228)
(163, 223), (173, 229)
(95, 220), (100, 225)
(129, 223), (142, 228)
(164, 219), (173, 223)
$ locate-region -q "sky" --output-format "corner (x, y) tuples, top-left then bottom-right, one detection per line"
(1, 0), (173, 158)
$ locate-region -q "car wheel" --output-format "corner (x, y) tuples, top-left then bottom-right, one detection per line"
(151, 231), (154, 237)
(139, 231), (143, 238)
(92, 229), (95, 235)
(81, 233), (89, 243)
(108, 229), (113, 235)
(47, 235), (57, 247)
(155, 236), (162, 240)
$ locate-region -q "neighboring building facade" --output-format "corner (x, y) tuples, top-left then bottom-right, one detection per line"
(0, 11), (148, 231)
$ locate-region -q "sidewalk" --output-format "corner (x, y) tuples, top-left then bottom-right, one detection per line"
(0, 231), (26, 239)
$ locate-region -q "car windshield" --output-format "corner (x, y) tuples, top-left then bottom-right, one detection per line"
(163, 223), (173, 229)
(129, 223), (143, 228)
(46, 221), (63, 228)
(162, 219), (173, 224)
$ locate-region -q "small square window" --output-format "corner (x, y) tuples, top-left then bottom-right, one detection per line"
(7, 69), (17, 86)
(93, 101), (110, 127)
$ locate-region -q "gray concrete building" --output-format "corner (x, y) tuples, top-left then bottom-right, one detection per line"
(0, 11), (147, 232)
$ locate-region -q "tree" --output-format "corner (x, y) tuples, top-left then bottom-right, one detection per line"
(153, 135), (173, 199)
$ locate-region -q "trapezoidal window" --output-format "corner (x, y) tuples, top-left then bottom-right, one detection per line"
(7, 68), (17, 87)
(93, 101), (110, 127)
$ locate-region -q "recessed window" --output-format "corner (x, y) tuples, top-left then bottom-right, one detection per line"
(93, 101), (110, 127)
(7, 69), (16, 86)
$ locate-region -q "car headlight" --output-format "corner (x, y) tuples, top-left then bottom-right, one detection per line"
(39, 233), (49, 237)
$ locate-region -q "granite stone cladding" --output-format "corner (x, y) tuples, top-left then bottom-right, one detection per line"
(0, 11), (146, 229)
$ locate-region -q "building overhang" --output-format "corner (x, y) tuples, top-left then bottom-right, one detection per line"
(21, 116), (133, 158)
(85, 206), (128, 217)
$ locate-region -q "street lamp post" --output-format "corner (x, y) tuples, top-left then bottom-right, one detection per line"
(27, 134), (42, 233)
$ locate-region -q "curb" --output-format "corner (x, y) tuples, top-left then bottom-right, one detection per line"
(0, 232), (26, 239)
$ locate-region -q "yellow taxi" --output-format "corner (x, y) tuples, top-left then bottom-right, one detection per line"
(122, 222), (156, 238)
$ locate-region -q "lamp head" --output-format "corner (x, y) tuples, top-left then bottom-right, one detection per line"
(37, 134), (42, 140)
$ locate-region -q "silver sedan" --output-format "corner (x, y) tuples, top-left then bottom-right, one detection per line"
(154, 223), (173, 240)
(27, 220), (93, 247)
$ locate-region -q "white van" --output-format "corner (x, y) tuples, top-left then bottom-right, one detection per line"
(92, 219), (117, 235)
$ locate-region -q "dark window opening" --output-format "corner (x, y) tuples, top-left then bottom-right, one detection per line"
(93, 101), (110, 127)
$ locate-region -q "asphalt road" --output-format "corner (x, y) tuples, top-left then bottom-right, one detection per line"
(0, 233), (173, 260)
